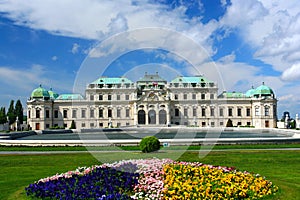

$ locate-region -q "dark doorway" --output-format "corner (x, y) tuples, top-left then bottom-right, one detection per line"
(148, 110), (156, 124)
(138, 110), (146, 124)
(159, 110), (167, 124)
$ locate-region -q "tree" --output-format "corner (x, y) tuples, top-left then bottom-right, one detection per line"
(15, 100), (24, 125)
(0, 107), (6, 124)
(70, 120), (76, 129)
(226, 119), (233, 127)
(7, 100), (16, 125)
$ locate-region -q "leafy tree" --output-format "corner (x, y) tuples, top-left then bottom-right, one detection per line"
(0, 107), (6, 124)
(7, 100), (16, 125)
(15, 100), (24, 124)
(70, 120), (76, 129)
(226, 119), (233, 127)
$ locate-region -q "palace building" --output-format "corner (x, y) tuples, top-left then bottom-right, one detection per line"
(27, 73), (277, 130)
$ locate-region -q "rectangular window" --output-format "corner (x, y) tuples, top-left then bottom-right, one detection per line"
(210, 108), (215, 117)
(126, 109), (130, 117)
(255, 107), (260, 116)
(183, 94), (187, 100)
(63, 110), (68, 118)
(211, 122), (215, 127)
(46, 124), (50, 129)
(220, 121), (224, 126)
(247, 122), (251, 126)
(219, 108), (224, 117)
(246, 108), (251, 117)
(265, 107), (269, 116)
(90, 95), (94, 101)
(184, 108), (188, 116)
(99, 123), (103, 127)
(237, 122), (242, 126)
(108, 94), (112, 101)
(72, 110), (77, 118)
(210, 94), (214, 99)
(175, 108), (180, 117)
(117, 109), (121, 118)
(54, 110), (58, 118)
(45, 110), (50, 118)
(28, 110), (31, 119)
(202, 108), (206, 117)
(193, 108), (197, 117)
(108, 109), (112, 118)
(99, 109), (103, 118)
(117, 122), (121, 127)
(90, 109), (94, 118)
(201, 93), (205, 99)
(192, 94), (196, 100)
(125, 94), (130, 100)
(202, 122), (206, 126)
(90, 123), (94, 128)
(117, 94), (120, 100)
(82, 123), (85, 128)
(174, 94), (178, 100)
(36, 110), (40, 118)
(237, 108), (242, 117)
(99, 95), (103, 100)
(81, 109), (86, 118)
(228, 108), (233, 116)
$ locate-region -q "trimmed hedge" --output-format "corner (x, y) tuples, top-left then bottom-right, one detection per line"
(139, 136), (160, 153)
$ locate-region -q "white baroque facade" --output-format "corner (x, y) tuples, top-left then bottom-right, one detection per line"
(27, 73), (277, 130)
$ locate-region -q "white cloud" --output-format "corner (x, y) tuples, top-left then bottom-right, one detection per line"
(51, 56), (58, 61)
(281, 63), (300, 81)
(71, 43), (80, 54)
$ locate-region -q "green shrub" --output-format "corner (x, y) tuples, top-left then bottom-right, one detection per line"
(139, 136), (160, 153)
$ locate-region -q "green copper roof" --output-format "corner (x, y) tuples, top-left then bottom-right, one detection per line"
(245, 87), (255, 97)
(31, 85), (50, 98)
(48, 88), (59, 99)
(91, 77), (133, 84)
(137, 73), (167, 83)
(56, 94), (84, 100)
(171, 76), (213, 83)
(253, 82), (274, 96)
(219, 92), (246, 98)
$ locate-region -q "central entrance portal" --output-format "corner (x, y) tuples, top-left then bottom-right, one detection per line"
(138, 110), (146, 124)
(148, 110), (156, 124)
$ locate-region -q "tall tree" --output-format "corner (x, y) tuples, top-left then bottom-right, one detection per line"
(7, 100), (16, 125)
(0, 107), (6, 124)
(15, 100), (24, 125)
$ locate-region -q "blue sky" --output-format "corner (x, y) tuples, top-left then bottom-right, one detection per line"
(0, 0), (300, 118)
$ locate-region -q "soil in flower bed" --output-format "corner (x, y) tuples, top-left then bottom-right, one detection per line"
(25, 158), (278, 200)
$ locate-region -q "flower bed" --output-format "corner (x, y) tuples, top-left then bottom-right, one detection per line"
(25, 158), (278, 199)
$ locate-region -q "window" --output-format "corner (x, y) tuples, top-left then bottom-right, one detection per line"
(202, 122), (206, 126)
(90, 95), (94, 101)
(246, 108), (251, 117)
(36, 110), (40, 118)
(255, 107), (260, 116)
(201, 94), (205, 99)
(99, 95), (103, 100)
(201, 108), (206, 117)
(108, 109), (112, 118)
(210, 108), (215, 117)
(28, 110), (31, 119)
(211, 122), (215, 127)
(183, 94), (187, 100)
(220, 121), (224, 126)
(237, 108), (242, 117)
(99, 123), (103, 127)
(117, 109), (121, 118)
(192, 94), (196, 100)
(99, 109), (103, 118)
(184, 108), (188, 116)
(46, 124), (50, 129)
(193, 108), (197, 117)
(125, 94), (129, 100)
(90, 109), (94, 118)
(117, 94), (120, 100)
(228, 108), (233, 116)
(63, 110), (68, 118)
(54, 110), (58, 118)
(108, 94), (112, 101)
(265, 107), (270, 116)
(175, 108), (180, 116)
(247, 122), (251, 126)
(72, 110), (77, 118)
(126, 109), (130, 117)
(81, 109), (86, 118)
(90, 123), (94, 128)
(45, 110), (50, 118)
(174, 94), (178, 100)
(210, 94), (214, 99)
(117, 122), (121, 127)
(219, 108), (224, 117)
(237, 122), (242, 126)
(82, 123), (85, 128)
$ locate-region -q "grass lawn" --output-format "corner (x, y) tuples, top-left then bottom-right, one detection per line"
(0, 148), (299, 199)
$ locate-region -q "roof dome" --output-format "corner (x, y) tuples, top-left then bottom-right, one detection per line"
(31, 85), (50, 99)
(253, 82), (274, 96)
(245, 86), (255, 97)
(48, 88), (59, 99)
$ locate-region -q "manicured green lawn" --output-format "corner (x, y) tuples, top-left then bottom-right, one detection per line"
(0, 149), (299, 199)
